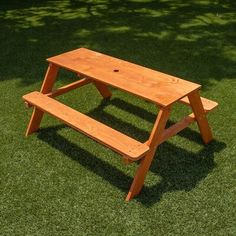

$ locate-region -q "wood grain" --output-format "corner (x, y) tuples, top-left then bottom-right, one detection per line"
(47, 78), (91, 98)
(188, 90), (213, 144)
(47, 48), (201, 106)
(23, 92), (149, 160)
(179, 96), (218, 112)
(126, 106), (171, 201)
(25, 64), (59, 136)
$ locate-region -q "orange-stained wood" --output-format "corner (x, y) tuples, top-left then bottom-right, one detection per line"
(160, 96), (218, 144)
(188, 90), (213, 144)
(47, 78), (91, 97)
(93, 81), (112, 99)
(22, 48), (218, 202)
(160, 115), (195, 144)
(126, 106), (171, 201)
(25, 64), (59, 136)
(40, 63), (59, 94)
(23, 91), (149, 160)
(47, 48), (201, 106)
(25, 108), (44, 136)
(179, 96), (218, 112)
(26, 78), (92, 108)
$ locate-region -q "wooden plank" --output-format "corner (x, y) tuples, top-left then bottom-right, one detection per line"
(151, 95), (218, 144)
(160, 95), (218, 144)
(188, 90), (213, 144)
(23, 91), (149, 160)
(25, 108), (44, 136)
(93, 81), (112, 99)
(47, 78), (91, 97)
(25, 64), (59, 136)
(40, 63), (59, 94)
(160, 114), (195, 144)
(126, 106), (171, 201)
(47, 48), (201, 106)
(155, 95), (218, 144)
(26, 78), (92, 108)
(179, 96), (218, 112)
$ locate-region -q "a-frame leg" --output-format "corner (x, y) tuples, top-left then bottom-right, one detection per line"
(188, 90), (213, 144)
(126, 106), (171, 201)
(93, 81), (112, 99)
(25, 63), (59, 136)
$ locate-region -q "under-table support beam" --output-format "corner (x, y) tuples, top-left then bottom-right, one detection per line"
(25, 78), (92, 108)
(122, 102), (215, 165)
(160, 114), (195, 144)
(47, 78), (91, 98)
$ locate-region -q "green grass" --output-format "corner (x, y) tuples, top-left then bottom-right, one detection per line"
(0, 0), (236, 235)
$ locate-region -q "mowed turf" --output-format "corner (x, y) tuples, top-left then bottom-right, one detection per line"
(0, 0), (236, 235)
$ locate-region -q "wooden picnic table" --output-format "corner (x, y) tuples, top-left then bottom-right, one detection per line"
(23, 48), (218, 201)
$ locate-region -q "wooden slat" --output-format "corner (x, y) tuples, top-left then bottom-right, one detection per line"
(47, 48), (201, 106)
(156, 94), (218, 144)
(159, 95), (218, 144)
(126, 107), (171, 201)
(25, 78), (91, 108)
(179, 96), (218, 112)
(25, 64), (59, 136)
(47, 78), (91, 97)
(22, 92), (149, 160)
(160, 114), (195, 144)
(188, 90), (213, 144)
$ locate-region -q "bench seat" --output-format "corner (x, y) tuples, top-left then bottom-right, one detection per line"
(23, 91), (149, 160)
(179, 96), (218, 112)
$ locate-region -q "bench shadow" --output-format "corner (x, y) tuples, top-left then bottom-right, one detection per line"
(37, 125), (134, 193)
(37, 98), (226, 206)
(139, 139), (225, 207)
(87, 97), (207, 145)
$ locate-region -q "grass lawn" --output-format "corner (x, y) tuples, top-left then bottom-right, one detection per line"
(0, 0), (236, 235)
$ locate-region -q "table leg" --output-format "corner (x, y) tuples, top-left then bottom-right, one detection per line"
(25, 63), (59, 136)
(94, 81), (112, 99)
(188, 90), (213, 144)
(126, 106), (171, 201)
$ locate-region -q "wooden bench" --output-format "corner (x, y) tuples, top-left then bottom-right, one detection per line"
(22, 48), (218, 201)
(179, 96), (218, 112)
(23, 91), (149, 160)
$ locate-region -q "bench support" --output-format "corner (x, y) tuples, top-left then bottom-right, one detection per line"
(126, 90), (215, 200)
(126, 106), (171, 201)
(188, 90), (213, 144)
(25, 63), (59, 136)
(25, 65), (112, 136)
(47, 78), (91, 98)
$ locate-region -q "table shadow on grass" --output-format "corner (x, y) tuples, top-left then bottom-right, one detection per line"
(36, 98), (226, 206)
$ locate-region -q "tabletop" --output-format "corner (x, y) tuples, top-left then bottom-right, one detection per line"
(47, 48), (201, 106)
